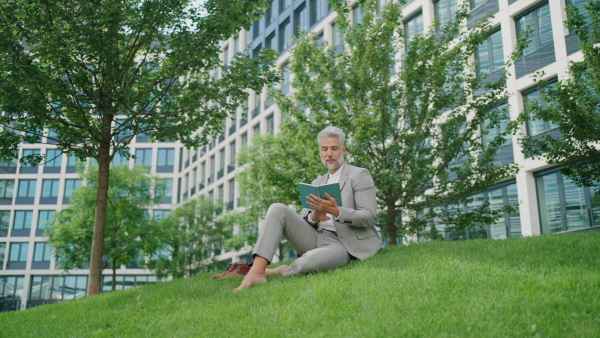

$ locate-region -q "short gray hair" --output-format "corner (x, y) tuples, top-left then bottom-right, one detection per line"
(317, 126), (345, 146)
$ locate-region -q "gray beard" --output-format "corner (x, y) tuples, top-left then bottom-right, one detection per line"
(322, 156), (344, 170)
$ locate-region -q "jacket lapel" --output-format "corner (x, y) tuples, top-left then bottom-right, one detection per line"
(338, 164), (350, 190)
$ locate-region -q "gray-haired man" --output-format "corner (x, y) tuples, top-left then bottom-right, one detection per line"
(235, 126), (382, 291)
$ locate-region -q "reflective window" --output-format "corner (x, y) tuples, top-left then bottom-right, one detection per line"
(0, 243), (5, 269)
(523, 82), (559, 136)
(17, 179), (37, 198)
(8, 243), (29, 269)
(44, 149), (62, 169)
(404, 12), (424, 48)
(29, 275), (87, 302)
(13, 211), (33, 231)
(101, 275), (160, 293)
(134, 148), (153, 167)
(33, 242), (52, 268)
(279, 19), (292, 53)
(0, 211), (9, 237)
(63, 179), (82, 200)
(153, 209), (171, 221)
(41, 179), (60, 198)
(434, 0), (458, 30)
(0, 180), (14, 205)
(536, 169), (600, 233)
(37, 210), (55, 236)
(0, 276), (25, 305)
(516, 2), (553, 56)
(477, 29), (504, 75)
(157, 148), (175, 173)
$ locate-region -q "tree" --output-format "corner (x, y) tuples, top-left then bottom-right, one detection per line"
(520, 1), (600, 188)
(144, 196), (231, 279)
(0, 0), (277, 294)
(275, 0), (522, 244)
(48, 164), (162, 291)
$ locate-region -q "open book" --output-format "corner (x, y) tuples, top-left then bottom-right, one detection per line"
(298, 182), (343, 209)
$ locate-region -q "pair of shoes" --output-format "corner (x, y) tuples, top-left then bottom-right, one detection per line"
(210, 262), (253, 279)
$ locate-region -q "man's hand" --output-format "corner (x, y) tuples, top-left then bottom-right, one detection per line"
(307, 193), (340, 218)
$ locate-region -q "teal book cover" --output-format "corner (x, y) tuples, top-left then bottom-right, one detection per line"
(298, 182), (343, 209)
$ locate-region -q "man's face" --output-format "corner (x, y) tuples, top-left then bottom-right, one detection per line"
(319, 136), (346, 170)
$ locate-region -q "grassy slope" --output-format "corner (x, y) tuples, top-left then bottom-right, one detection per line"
(1, 232), (599, 337)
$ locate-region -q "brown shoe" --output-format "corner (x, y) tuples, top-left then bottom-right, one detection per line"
(210, 262), (253, 279)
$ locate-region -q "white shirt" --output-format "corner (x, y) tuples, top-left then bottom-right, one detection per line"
(309, 164), (344, 231)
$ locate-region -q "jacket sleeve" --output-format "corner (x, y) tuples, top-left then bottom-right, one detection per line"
(335, 168), (377, 228)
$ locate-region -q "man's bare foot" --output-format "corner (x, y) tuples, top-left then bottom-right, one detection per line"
(265, 265), (288, 276)
(234, 272), (267, 292)
(235, 255), (271, 292)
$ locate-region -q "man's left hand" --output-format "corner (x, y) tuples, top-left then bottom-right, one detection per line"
(307, 193), (340, 218)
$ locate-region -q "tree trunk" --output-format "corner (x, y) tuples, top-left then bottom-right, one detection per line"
(386, 202), (398, 246)
(87, 143), (112, 295)
(112, 261), (117, 292)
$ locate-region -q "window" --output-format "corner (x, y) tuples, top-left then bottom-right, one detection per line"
(153, 209), (171, 221)
(0, 153), (17, 174)
(0, 276), (24, 308)
(208, 155), (215, 184)
(156, 179), (173, 204)
(113, 151), (129, 167)
(477, 29), (504, 75)
(266, 1), (274, 25)
(266, 31), (275, 50)
(30, 275), (87, 302)
(66, 154), (78, 173)
(282, 64), (291, 95)
(134, 148), (153, 167)
(523, 82), (559, 136)
(44, 149), (62, 173)
(279, 19), (292, 52)
(279, 0), (290, 13)
(536, 168), (600, 234)
(516, 2), (553, 57)
(353, 5), (364, 26)
(0, 180), (14, 205)
(20, 149), (40, 174)
(16, 179), (37, 204)
(252, 44), (262, 59)
(253, 123), (261, 138)
(37, 210), (55, 236)
(0, 211), (9, 237)
(32, 242), (52, 269)
(218, 148), (226, 179)
(267, 114), (275, 134)
(12, 210), (33, 236)
(471, 0), (487, 9)
(482, 102), (513, 167)
(252, 19), (261, 40)
(294, 3), (306, 37)
(567, 0), (592, 26)
(0, 242), (5, 269)
(310, 0), (321, 26)
(229, 141), (236, 173)
(228, 179), (235, 210)
(200, 162), (206, 189)
(404, 12), (424, 50)
(156, 148), (175, 173)
(63, 179), (82, 204)
(8, 242), (29, 269)
(41, 179), (60, 204)
(434, 0), (458, 31)
(332, 23), (344, 54)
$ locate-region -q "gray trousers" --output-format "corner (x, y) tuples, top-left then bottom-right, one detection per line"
(253, 203), (351, 276)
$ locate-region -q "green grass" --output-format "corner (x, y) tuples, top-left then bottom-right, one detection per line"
(2, 232), (600, 337)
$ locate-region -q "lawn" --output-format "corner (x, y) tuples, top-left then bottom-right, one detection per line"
(1, 232), (599, 337)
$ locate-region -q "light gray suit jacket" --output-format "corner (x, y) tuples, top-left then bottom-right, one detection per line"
(301, 164), (382, 260)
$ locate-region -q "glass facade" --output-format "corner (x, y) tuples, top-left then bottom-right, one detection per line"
(536, 169), (600, 234)
(434, 0), (458, 30)
(477, 29), (504, 75)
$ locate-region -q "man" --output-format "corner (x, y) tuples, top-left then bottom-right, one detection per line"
(234, 126), (382, 291)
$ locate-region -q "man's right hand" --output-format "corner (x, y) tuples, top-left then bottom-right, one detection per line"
(310, 210), (331, 222)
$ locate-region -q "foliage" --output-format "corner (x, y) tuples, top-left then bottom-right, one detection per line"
(144, 196), (231, 279)
(0, 0), (278, 293)
(2, 232), (600, 337)
(48, 164), (161, 291)
(520, 1), (600, 188)
(275, 0), (521, 244)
